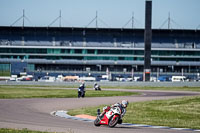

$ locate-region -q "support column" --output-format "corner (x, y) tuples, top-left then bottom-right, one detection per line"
(144, 0), (152, 81)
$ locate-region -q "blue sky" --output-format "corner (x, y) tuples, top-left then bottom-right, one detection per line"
(0, 0), (199, 29)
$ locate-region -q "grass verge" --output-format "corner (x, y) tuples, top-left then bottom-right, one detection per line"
(0, 128), (75, 133)
(68, 96), (200, 130)
(0, 128), (52, 133)
(0, 85), (138, 99)
(1, 84), (200, 92)
(102, 86), (200, 92)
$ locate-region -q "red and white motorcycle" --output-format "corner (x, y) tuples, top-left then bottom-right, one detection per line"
(94, 106), (122, 128)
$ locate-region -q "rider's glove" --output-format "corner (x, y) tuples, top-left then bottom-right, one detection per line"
(103, 106), (111, 111)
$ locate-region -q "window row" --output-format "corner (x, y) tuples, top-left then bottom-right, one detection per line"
(0, 48), (200, 56)
(1, 55), (200, 61)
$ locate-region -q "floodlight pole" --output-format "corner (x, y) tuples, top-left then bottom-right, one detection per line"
(10, 9), (33, 27)
(59, 10), (61, 27)
(96, 11), (98, 28)
(132, 12), (134, 29)
(168, 12), (170, 29)
(144, 0), (152, 81)
(23, 9), (25, 27)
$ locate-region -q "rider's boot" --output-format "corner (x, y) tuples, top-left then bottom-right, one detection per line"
(118, 119), (123, 124)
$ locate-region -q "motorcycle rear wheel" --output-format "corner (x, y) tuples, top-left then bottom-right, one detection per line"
(108, 115), (119, 128)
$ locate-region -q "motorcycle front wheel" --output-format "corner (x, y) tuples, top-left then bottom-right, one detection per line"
(108, 115), (119, 128)
(94, 117), (101, 126)
(78, 91), (81, 98)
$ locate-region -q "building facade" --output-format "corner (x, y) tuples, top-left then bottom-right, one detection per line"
(0, 26), (200, 77)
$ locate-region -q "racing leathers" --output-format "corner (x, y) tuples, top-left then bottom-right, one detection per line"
(78, 83), (85, 98)
(100, 102), (127, 119)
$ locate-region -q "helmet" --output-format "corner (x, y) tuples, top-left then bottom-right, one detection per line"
(80, 83), (84, 87)
(121, 100), (129, 108)
(82, 82), (85, 85)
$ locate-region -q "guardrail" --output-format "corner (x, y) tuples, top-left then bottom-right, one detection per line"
(0, 80), (200, 87)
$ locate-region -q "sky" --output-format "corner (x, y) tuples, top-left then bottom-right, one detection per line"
(0, 0), (200, 29)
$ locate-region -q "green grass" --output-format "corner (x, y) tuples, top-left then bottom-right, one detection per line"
(68, 96), (200, 130)
(0, 128), (52, 133)
(102, 86), (200, 92)
(0, 128), (75, 133)
(0, 85), (138, 99)
(2, 84), (200, 92)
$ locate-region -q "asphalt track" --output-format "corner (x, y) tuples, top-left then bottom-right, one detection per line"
(0, 89), (200, 133)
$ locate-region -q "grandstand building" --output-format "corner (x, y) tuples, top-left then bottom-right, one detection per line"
(0, 26), (200, 78)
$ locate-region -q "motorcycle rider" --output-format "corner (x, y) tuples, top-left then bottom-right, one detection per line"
(99, 100), (129, 123)
(94, 82), (101, 90)
(78, 82), (85, 98)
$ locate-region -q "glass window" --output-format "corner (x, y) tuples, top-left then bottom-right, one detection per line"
(125, 57), (133, 60)
(61, 49), (70, 54)
(12, 48), (22, 53)
(97, 50), (110, 54)
(135, 50), (144, 55)
(121, 50), (133, 55)
(74, 49), (82, 54)
(87, 49), (95, 54)
(47, 49), (61, 54)
(27, 64), (35, 71)
(0, 64), (10, 71)
(119, 57), (125, 60)
(110, 50), (120, 54)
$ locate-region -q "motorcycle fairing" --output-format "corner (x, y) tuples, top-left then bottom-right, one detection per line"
(99, 114), (109, 125)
